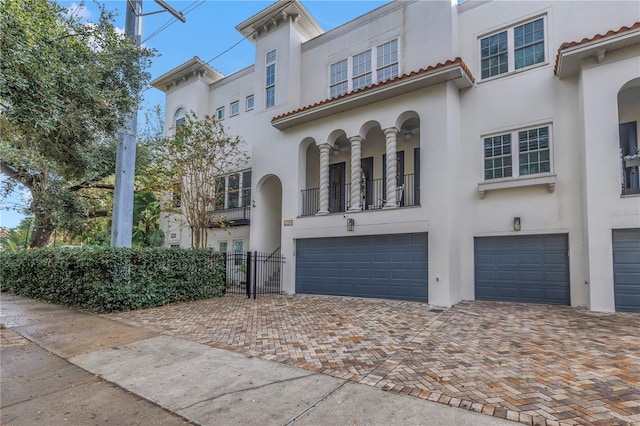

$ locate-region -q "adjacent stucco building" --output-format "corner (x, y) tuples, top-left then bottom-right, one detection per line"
(152, 0), (640, 312)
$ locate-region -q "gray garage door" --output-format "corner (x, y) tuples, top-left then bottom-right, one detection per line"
(613, 229), (640, 312)
(475, 234), (570, 305)
(296, 233), (428, 302)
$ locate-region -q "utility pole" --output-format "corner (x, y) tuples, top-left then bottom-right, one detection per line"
(111, 0), (185, 247)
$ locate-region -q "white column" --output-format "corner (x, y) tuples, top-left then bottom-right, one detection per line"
(384, 127), (398, 208)
(349, 136), (363, 211)
(317, 143), (331, 215)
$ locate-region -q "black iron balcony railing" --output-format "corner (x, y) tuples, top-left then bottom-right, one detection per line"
(622, 156), (640, 195)
(300, 173), (419, 217)
(209, 206), (251, 228)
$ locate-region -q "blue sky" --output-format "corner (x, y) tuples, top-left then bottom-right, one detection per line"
(1, 0), (388, 229)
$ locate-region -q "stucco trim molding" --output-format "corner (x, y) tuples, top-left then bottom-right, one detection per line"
(555, 22), (640, 78)
(272, 58), (474, 130)
(477, 174), (557, 199)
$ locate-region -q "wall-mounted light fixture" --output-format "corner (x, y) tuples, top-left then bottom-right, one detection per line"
(347, 218), (355, 231)
(513, 217), (521, 232)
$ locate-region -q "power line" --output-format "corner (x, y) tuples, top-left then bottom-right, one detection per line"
(141, 0), (205, 44)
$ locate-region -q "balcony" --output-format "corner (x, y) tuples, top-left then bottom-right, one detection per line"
(300, 173), (419, 216)
(209, 206), (251, 228)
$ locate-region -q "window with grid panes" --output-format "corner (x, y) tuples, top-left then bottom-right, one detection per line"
(483, 125), (551, 180)
(484, 134), (512, 179)
(265, 49), (276, 108)
(376, 39), (398, 82)
(329, 59), (348, 98)
(352, 50), (372, 91)
(480, 17), (545, 80)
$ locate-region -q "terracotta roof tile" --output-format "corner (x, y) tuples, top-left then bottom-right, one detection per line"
(554, 22), (640, 76)
(272, 57), (474, 122)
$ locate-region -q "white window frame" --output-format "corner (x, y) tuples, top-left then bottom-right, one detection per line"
(329, 59), (348, 98)
(219, 240), (228, 253)
(482, 124), (553, 182)
(230, 100), (239, 116)
(352, 50), (372, 91)
(246, 94), (254, 111)
(216, 106), (225, 120)
(376, 39), (399, 83)
(326, 39), (399, 98)
(174, 108), (186, 128)
(265, 49), (276, 109)
(479, 15), (547, 81)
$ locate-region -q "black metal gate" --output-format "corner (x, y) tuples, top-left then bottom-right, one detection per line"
(224, 249), (285, 298)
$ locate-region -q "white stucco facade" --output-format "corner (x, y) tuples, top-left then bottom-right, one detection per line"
(152, 0), (640, 312)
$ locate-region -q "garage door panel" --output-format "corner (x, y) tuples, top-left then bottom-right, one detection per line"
(296, 233), (428, 302)
(613, 229), (640, 312)
(475, 235), (570, 305)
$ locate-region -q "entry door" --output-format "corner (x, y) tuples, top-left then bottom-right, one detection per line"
(361, 157), (373, 209)
(620, 122), (639, 193)
(329, 162), (345, 213)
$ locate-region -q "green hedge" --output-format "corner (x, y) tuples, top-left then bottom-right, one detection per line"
(0, 247), (225, 312)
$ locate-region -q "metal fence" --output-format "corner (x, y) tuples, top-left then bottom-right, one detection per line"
(300, 173), (420, 216)
(223, 249), (285, 298)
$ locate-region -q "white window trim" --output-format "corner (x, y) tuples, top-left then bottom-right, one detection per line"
(265, 49), (277, 109)
(245, 94), (254, 111)
(230, 100), (240, 117)
(216, 106), (225, 120)
(478, 14), (549, 82)
(478, 123), (556, 198)
(326, 38), (400, 99)
(329, 59), (348, 98)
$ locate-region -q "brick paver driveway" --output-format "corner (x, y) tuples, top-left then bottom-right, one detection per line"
(108, 296), (640, 426)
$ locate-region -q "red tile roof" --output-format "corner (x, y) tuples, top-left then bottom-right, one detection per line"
(554, 22), (640, 76)
(272, 57), (474, 122)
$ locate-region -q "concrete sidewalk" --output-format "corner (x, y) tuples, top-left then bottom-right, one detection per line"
(0, 294), (514, 425)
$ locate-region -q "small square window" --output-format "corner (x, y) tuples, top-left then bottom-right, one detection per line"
(216, 106), (225, 120)
(246, 95), (254, 111)
(230, 101), (239, 116)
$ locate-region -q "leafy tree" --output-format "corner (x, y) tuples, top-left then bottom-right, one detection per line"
(132, 191), (164, 247)
(0, 217), (34, 252)
(159, 113), (248, 248)
(0, 0), (154, 247)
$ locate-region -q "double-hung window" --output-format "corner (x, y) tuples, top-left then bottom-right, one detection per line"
(484, 125), (551, 180)
(216, 106), (225, 120)
(329, 59), (348, 98)
(376, 39), (398, 82)
(265, 49), (276, 108)
(326, 39), (398, 97)
(480, 17), (545, 79)
(352, 50), (372, 91)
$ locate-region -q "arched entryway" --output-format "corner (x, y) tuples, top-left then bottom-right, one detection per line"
(252, 174), (283, 254)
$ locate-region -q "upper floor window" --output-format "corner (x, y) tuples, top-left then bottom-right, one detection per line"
(376, 39), (398, 82)
(175, 108), (186, 128)
(480, 17), (545, 80)
(265, 49), (276, 108)
(230, 100), (239, 116)
(330, 59), (348, 98)
(326, 39), (398, 98)
(214, 170), (252, 210)
(352, 50), (372, 91)
(216, 106), (225, 120)
(484, 125), (551, 180)
(246, 94), (254, 111)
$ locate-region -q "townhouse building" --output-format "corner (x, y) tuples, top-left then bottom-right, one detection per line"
(152, 0), (640, 312)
